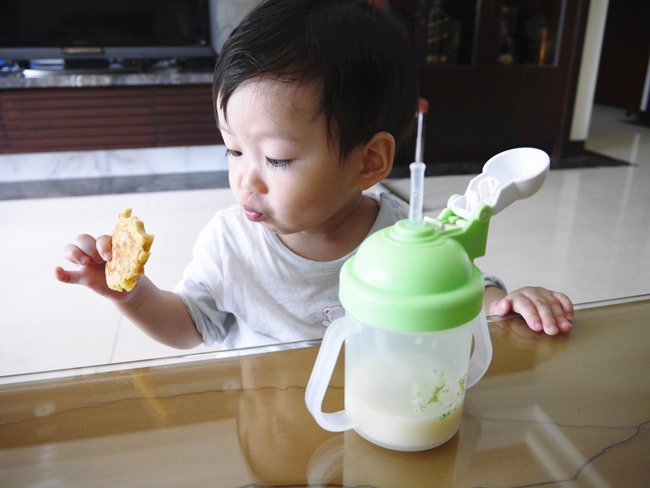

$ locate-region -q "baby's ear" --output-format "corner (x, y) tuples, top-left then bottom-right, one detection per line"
(357, 131), (395, 190)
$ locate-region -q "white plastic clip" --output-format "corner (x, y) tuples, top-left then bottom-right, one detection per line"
(450, 147), (550, 220)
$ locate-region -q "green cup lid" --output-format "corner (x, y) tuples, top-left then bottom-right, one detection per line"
(340, 219), (484, 332)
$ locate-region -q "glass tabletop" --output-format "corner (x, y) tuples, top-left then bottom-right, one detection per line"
(1, 295), (649, 487)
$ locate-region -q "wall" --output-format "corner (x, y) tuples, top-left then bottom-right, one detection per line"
(210, 0), (261, 53)
(569, 0), (609, 142)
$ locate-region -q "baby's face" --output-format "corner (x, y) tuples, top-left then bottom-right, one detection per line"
(218, 78), (366, 239)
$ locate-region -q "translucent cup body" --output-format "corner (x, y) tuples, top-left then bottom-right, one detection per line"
(305, 313), (491, 451)
(346, 320), (473, 451)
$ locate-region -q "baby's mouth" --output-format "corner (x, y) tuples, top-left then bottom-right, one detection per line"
(243, 204), (264, 222)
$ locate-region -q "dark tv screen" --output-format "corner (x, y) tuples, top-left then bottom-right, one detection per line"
(0, 0), (214, 62)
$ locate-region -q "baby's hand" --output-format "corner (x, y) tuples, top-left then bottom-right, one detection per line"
(487, 286), (574, 335)
(54, 234), (128, 302)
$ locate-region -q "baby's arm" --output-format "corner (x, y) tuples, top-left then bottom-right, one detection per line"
(484, 286), (574, 335)
(55, 234), (202, 349)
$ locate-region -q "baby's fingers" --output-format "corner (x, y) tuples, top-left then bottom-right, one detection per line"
(54, 266), (83, 285)
(513, 296), (571, 335)
(536, 300), (572, 335)
(96, 235), (113, 261)
(62, 242), (92, 266)
(76, 234), (106, 263)
(509, 297), (546, 333)
(56, 234), (120, 298)
(54, 264), (112, 295)
(64, 234), (111, 264)
(552, 291), (574, 320)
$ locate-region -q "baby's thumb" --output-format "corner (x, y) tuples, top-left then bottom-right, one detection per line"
(489, 298), (512, 316)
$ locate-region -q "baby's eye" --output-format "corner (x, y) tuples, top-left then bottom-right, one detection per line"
(225, 148), (242, 158)
(266, 157), (290, 168)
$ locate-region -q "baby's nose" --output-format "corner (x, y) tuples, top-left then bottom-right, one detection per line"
(241, 161), (267, 194)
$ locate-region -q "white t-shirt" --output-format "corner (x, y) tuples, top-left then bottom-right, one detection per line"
(174, 192), (409, 349)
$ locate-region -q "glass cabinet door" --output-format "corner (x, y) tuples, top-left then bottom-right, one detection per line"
(410, 0), (568, 68)
(412, 0), (479, 66)
(497, 0), (567, 66)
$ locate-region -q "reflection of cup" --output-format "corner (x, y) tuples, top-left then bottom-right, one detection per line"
(308, 416), (482, 487)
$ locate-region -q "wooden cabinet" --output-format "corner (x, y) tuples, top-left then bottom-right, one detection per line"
(0, 83), (222, 154)
(395, 0), (589, 171)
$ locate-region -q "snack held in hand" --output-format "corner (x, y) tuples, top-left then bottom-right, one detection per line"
(106, 208), (154, 292)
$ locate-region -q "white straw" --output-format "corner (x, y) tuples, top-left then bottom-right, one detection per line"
(409, 107), (426, 225)
(414, 111), (424, 163)
(408, 161), (425, 225)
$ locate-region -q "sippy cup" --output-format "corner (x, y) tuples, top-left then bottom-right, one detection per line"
(305, 147), (550, 452)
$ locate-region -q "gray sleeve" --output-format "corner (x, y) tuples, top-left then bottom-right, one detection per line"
(483, 274), (507, 292)
(174, 279), (233, 346)
(172, 212), (232, 346)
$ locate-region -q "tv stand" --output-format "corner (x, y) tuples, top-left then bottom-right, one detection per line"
(65, 59), (110, 70)
(22, 66), (142, 78)
(18, 57), (215, 78)
(0, 71), (222, 154)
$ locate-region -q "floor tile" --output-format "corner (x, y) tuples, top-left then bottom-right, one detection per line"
(0, 145), (228, 183)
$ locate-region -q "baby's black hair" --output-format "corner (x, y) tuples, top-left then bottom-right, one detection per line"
(213, 0), (419, 160)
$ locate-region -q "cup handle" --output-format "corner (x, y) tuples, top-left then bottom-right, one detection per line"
(305, 316), (360, 432)
(466, 313), (493, 389)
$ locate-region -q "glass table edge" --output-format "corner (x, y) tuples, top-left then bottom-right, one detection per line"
(2, 294), (648, 386)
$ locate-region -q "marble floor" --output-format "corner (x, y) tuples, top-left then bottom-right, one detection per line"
(1, 104), (649, 380)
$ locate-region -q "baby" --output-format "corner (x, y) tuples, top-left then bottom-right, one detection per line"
(55, 0), (572, 350)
